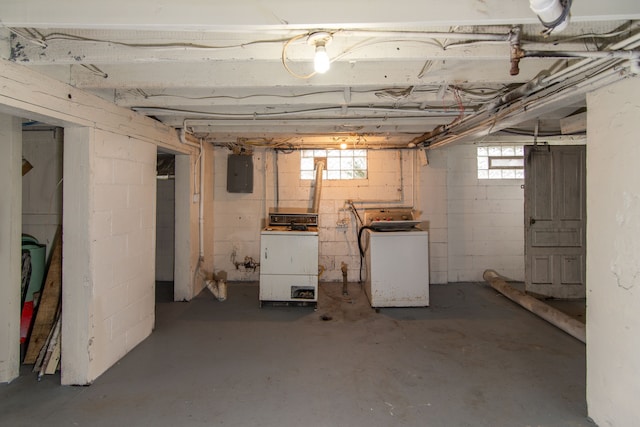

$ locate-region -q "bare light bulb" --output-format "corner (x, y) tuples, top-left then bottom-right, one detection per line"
(340, 143), (348, 149)
(314, 45), (330, 74)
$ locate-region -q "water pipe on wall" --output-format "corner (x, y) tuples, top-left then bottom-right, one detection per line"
(341, 262), (349, 296)
(181, 123), (223, 297)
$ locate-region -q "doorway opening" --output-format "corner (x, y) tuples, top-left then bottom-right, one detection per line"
(20, 122), (64, 379)
(155, 152), (176, 303)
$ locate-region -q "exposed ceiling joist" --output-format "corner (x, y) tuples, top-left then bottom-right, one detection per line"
(3, 0), (638, 29)
(4, 0), (640, 149)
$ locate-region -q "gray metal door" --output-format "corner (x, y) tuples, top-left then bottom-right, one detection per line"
(524, 145), (586, 298)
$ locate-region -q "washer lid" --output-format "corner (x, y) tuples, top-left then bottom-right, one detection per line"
(368, 220), (421, 231)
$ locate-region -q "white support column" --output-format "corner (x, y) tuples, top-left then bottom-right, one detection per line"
(586, 77), (640, 425)
(174, 154), (197, 301)
(61, 127), (93, 385)
(62, 126), (158, 384)
(0, 114), (22, 383)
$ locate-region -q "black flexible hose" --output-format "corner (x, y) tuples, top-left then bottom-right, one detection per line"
(358, 226), (375, 258)
(357, 226), (376, 283)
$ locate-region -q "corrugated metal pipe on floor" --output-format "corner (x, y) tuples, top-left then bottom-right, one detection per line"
(483, 269), (585, 343)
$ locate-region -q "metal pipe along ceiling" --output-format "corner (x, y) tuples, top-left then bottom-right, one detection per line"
(416, 32), (640, 149)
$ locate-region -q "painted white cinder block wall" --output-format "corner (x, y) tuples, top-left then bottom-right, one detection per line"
(446, 143), (524, 282)
(213, 148), (420, 282)
(212, 145), (522, 285)
(418, 148), (449, 284)
(586, 77), (640, 425)
(63, 128), (156, 384)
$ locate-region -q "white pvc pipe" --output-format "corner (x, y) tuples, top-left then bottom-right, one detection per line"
(530, 0), (569, 32)
(206, 279), (227, 302)
(198, 138), (204, 259)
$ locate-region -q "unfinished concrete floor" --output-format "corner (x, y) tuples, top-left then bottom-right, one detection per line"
(1, 282), (593, 427)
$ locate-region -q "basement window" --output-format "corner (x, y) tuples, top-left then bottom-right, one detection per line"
(477, 146), (524, 179)
(300, 149), (368, 180)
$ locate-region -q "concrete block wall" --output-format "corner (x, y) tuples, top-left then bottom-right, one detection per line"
(21, 129), (63, 254)
(63, 128), (156, 384)
(213, 148), (418, 282)
(92, 129), (157, 374)
(446, 143), (524, 282)
(315, 150), (413, 282)
(419, 149), (449, 284)
(213, 149), (267, 281)
(586, 77), (640, 426)
(212, 143), (525, 285)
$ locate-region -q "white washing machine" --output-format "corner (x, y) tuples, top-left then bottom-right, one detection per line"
(364, 228), (429, 307)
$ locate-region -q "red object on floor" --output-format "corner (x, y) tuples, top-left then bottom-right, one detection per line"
(20, 301), (34, 344)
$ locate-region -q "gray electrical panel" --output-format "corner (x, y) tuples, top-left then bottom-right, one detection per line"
(227, 154), (253, 193)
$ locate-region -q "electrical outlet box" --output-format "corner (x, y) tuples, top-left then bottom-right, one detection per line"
(227, 154), (253, 193)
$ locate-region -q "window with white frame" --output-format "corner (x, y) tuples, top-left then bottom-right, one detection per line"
(477, 145), (525, 179)
(300, 149), (368, 180)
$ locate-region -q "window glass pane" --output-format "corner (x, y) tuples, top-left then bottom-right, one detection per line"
(301, 149), (368, 180)
(489, 169), (502, 179)
(502, 169), (516, 179)
(490, 158), (524, 168)
(341, 158), (354, 169)
(502, 146), (515, 156)
(301, 157), (314, 170)
(327, 157), (340, 170)
(327, 170), (341, 179)
(301, 171), (314, 179)
(478, 145), (524, 180)
(477, 156), (489, 170)
(354, 169), (367, 179)
(354, 157), (367, 170)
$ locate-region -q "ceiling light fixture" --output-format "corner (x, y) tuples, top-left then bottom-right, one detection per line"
(308, 32), (332, 74)
(530, 0), (572, 34)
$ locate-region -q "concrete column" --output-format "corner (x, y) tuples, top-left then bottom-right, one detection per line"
(586, 77), (640, 425)
(0, 114), (22, 383)
(62, 127), (158, 384)
(61, 127), (93, 384)
(174, 154), (196, 301)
